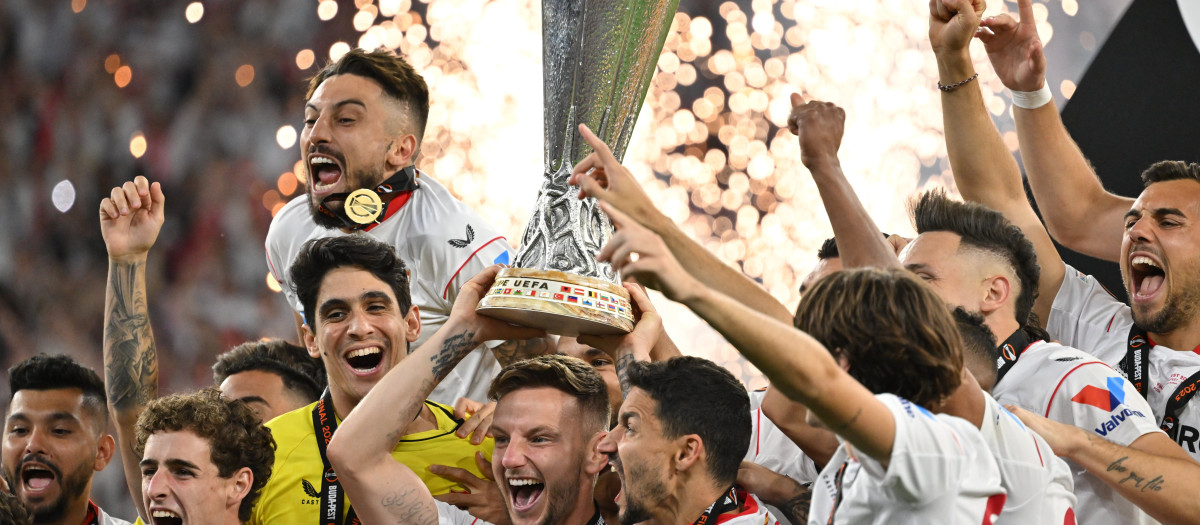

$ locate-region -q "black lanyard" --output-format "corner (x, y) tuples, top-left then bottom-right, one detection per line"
(995, 329), (1032, 384)
(825, 460), (850, 525)
(312, 389), (359, 525)
(1162, 370), (1200, 437)
(693, 486), (739, 525)
(1119, 325), (1152, 398)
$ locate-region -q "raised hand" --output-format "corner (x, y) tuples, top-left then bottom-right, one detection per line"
(99, 176), (165, 262)
(569, 124), (668, 232)
(787, 94), (845, 171)
(596, 202), (694, 302)
(430, 452), (511, 525)
(928, 0), (986, 55)
(977, 0), (1046, 91)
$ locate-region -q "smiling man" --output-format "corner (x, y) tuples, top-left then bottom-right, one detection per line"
(134, 388), (273, 525)
(2, 354), (129, 525)
(249, 235), (495, 524)
(265, 48), (532, 407)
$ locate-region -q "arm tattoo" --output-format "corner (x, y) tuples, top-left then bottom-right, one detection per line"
(778, 484), (813, 525)
(616, 353), (636, 397)
(380, 488), (440, 525)
(103, 260), (158, 413)
(431, 331), (478, 381)
(491, 336), (550, 367)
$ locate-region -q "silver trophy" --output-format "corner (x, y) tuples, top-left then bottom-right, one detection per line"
(477, 0), (679, 335)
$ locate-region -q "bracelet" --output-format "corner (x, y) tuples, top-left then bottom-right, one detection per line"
(937, 73), (979, 92)
(1011, 83), (1053, 109)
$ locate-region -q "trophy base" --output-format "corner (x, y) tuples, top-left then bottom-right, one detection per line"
(477, 267), (634, 336)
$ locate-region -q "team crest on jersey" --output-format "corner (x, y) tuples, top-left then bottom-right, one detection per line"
(448, 224), (475, 248)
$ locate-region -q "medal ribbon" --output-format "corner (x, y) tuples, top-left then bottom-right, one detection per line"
(318, 166), (419, 230)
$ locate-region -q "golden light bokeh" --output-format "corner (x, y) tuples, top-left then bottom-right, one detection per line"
(278, 172), (299, 196)
(129, 133), (147, 159)
(329, 42), (351, 61)
(71, 0), (86, 14)
(296, 49), (316, 70)
(114, 65), (132, 88)
(276, 125), (297, 149)
(104, 54), (121, 74)
(266, 272), (282, 292)
(185, 2), (204, 23)
(317, 0), (339, 21)
(235, 64), (256, 87)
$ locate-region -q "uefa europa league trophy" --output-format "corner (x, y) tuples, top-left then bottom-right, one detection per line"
(476, 0), (679, 335)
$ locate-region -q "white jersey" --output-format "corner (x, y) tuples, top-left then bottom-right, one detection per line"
(1049, 263), (1200, 460)
(808, 394), (1005, 525)
(266, 172), (513, 404)
(435, 500), (493, 525)
(744, 389), (821, 525)
(994, 339), (1162, 525)
(978, 392), (1076, 524)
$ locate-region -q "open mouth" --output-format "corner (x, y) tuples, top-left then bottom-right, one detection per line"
(508, 478), (545, 513)
(151, 509), (183, 525)
(20, 465), (55, 495)
(309, 154), (344, 195)
(345, 346), (384, 374)
(1130, 254), (1165, 301)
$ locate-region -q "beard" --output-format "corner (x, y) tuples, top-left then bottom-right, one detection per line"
(307, 162), (387, 230)
(504, 456), (583, 525)
(3, 454), (93, 523)
(1128, 269), (1200, 336)
(614, 456), (663, 525)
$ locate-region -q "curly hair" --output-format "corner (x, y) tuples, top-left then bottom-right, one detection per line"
(8, 354), (108, 432)
(135, 388), (275, 522)
(213, 338), (326, 404)
(306, 47), (429, 150)
(0, 490), (32, 525)
(794, 267), (963, 408)
(910, 189), (1041, 329)
(489, 354), (611, 434)
(290, 235), (413, 329)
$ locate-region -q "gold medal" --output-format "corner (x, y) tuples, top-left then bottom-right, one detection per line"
(345, 189), (383, 224)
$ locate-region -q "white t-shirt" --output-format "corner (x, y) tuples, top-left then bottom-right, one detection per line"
(994, 339), (1162, 525)
(266, 172), (513, 404)
(808, 394), (1005, 525)
(978, 392), (1076, 524)
(1049, 263), (1200, 460)
(744, 389), (821, 525)
(435, 500), (492, 525)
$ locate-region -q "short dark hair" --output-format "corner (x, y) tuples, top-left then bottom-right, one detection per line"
(911, 190), (1040, 328)
(624, 357), (750, 489)
(135, 388), (274, 522)
(306, 48), (429, 148)
(213, 339), (326, 403)
(1141, 160), (1200, 186)
(489, 354), (611, 433)
(8, 354), (108, 432)
(794, 267), (963, 408)
(0, 490), (31, 525)
(290, 235), (413, 329)
(952, 307), (998, 386)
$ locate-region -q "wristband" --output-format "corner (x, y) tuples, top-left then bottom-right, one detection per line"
(1010, 83), (1052, 109)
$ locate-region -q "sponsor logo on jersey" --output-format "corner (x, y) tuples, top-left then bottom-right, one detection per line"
(1072, 377), (1149, 436)
(448, 224), (475, 248)
(300, 479), (320, 505)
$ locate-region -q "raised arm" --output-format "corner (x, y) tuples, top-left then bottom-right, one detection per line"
(596, 203), (897, 466)
(327, 265), (543, 524)
(977, 0), (1131, 261)
(1010, 406), (1200, 524)
(787, 96), (897, 271)
(930, 0), (1064, 324)
(570, 124), (792, 324)
(98, 176), (165, 522)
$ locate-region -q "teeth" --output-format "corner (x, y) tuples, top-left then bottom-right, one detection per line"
(509, 479), (542, 486)
(1132, 256), (1160, 268)
(347, 347), (381, 359)
(152, 511), (180, 518)
(310, 157), (336, 165)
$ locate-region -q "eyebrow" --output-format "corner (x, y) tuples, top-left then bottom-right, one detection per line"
(140, 458), (202, 471)
(904, 263), (928, 273)
(1126, 207), (1187, 220)
(237, 396), (269, 407)
(6, 412), (81, 424)
(305, 99), (368, 113)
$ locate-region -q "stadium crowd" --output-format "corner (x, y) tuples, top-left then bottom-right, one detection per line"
(5, 0), (1200, 524)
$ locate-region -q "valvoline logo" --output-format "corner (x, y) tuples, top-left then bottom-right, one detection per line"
(1072, 377), (1149, 437)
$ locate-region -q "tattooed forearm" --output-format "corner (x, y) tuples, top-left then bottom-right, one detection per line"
(103, 260), (158, 413)
(616, 353), (636, 397)
(491, 336), (550, 367)
(379, 488), (440, 525)
(431, 331), (478, 381)
(778, 484), (813, 525)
